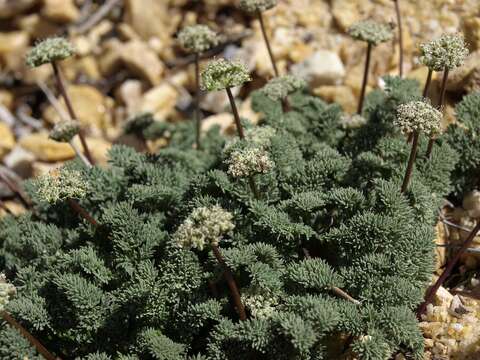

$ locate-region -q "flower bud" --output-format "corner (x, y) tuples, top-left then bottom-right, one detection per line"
(178, 25), (219, 54)
(49, 120), (81, 142)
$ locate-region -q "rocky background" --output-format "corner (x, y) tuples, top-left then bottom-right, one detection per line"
(1, 0), (480, 359)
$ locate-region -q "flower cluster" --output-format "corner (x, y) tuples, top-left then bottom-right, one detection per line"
(34, 168), (89, 204)
(0, 274), (16, 312)
(242, 293), (279, 319)
(174, 205), (235, 250)
(26, 37), (75, 67)
(124, 112), (155, 135)
(178, 25), (219, 54)
(201, 59), (251, 91)
(419, 33), (469, 71)
(49, 120), (81, 142)
(226, 147), (274, 178)
(239, 0), (278, 13)
(224, 126), (276, 154)
(348, 20), (394, 46)
(260, 75), (306, 102)
(395, 100), (442, 136)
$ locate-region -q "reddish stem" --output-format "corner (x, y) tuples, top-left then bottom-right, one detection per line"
(67, 199), (98, 227)
(357, 43), (372, 115)
(2, 311), (61, 360)
(194, 53), (202, 150)
(0, 172), (31, 208)
(211, 244), (247, 320)
(417, 220), (480, 318)
(423, 68), (433, 98)
(225, 87), (245, 139)
(51, 61), (95, 165)
(257, 10), (279, 77)
(394, 0), (404, 78)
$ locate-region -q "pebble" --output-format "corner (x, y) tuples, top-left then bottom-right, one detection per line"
(291, 50), (346, 87)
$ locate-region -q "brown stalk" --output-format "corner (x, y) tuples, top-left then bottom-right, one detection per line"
(2, 311), (61, 360)
(401, 130), (419, 193)
(417, 220), (480, 318)
(0, 171), (32, 208)
(194, 53), (202, 150)
(357, 43), (372, 115)
(67, 199), (99, 227)
(51, 61), (94, 165)
(425, 68), (448, 159)
(257, 9), (279, 77)
(393, 0), (404, 78)
(211, 244), (247, 320)
(225, 87), (261, 199)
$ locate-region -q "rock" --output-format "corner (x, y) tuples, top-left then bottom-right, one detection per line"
(202, 113), (233, 134)
(15, 14), (60, 38)
(3, 146), (35, 178)
(0, 123), (15, 159)
(447, 51), (480, 93)
(0, 31), (30, 73)
(463, 190), (480, 218)
(0, 90), (13, 109)
(73, 137), (111, 165)
(434, 286), (454, 307)
(407, 66), (433, 90)
(0, 201), (26, 217)
(291, 50), (345, 87)
(120, 40), (165, 85)
(314, 85), (357, 113)
(19, 132), (75, 162)
(124, 0), (173, 41)
(43, 85), (113, 131)
(116, 80), (144, 115)
(464, 16), (480, 51)
(41, 0), (79, 23)
(0, 0), (38, 18)
(140, 83), (179, 120)
(331, 0), (373, 32)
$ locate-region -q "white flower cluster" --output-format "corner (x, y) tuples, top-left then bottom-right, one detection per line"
(419, 33), (469, 71)
(201, 59), (251, 92)
(395, 100), (442, 136)
(224, 126), (276, 154)
(242, 293), (278, 319)
(178, 25), (219, 54)
(348, 20), (394, 46)
(35, 169), (89, 204)
(260, 75), (306, 102)
(0, 274), (16, 312)
(174, 206), (235, 250)
(226, 147), (274, 178)
(49, 120), (81, 142)
(26, 37), (75, 67)
(239, 0), (277, 13)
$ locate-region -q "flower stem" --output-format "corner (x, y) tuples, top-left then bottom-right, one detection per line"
(357, 43), (372, 115)
(211, 244), (247, 321)
(425, 68), (448, 159)
(194, 53), (202, 150)
(417, 220), (480, 318)
(225, 87), (245, 139)
(67, 199), (98, 227)
(281, 98), (291, 112)
(401, 130), (419, 193)
(51, 61), (94, 165)
(0, 171), (31, 208)
(257, 9), (279, 77)
(2, 311), (61, 360)
(393, 0), (404, 78)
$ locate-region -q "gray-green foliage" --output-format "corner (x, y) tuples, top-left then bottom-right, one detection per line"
(0, 77), (459, 359)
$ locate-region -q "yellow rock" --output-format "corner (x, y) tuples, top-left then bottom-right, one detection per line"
(0, 31), (30, 73)
(19, 132), (75, 162)
(0, 200), (26, 218)
(406, 66), (432, 89)
(43, 85), (113, 130)
(464, 16), (480, 51)
(15, 14), (60, 38)
(73, 137), (111, 165)
(124, 0), (173, 42)
(0, 90), (13, 109)
(331, 0), (373, 32)
(140, 83), (178, 120)
(0, 0), (38, 18)
(41, 0), (79, 23)
(121, 40), (165, 85)
(0, 123), (15, 159)
(314, 85), (357, 114)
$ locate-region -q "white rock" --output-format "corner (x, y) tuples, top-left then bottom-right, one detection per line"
(291, 50), (345, 87)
